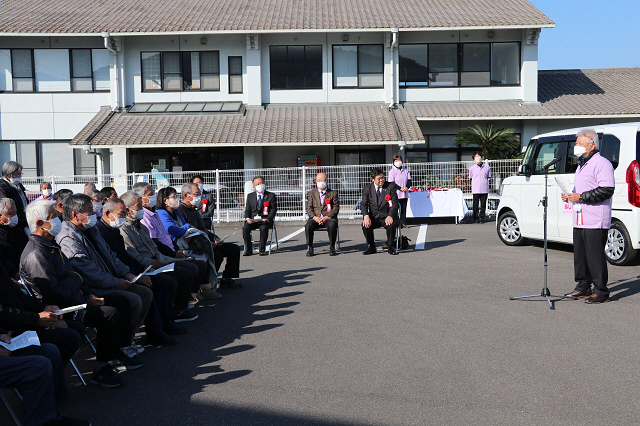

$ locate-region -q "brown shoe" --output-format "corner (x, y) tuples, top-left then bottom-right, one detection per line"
(585, 294), (609, 304)
(564, 289), (592, 298)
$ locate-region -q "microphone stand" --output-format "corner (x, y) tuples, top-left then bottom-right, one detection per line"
(510, 157), (576, 309)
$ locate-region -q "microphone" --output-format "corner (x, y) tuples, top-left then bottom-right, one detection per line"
(542, 157), (562, 170)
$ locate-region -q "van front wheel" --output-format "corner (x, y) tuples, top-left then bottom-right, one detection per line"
(498, 211), (526, 246)
(606, 222), (638, 266)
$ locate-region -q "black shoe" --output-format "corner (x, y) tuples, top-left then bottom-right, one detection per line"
(363, 246), (377, 255)
(259, 250), (268, 256)
(175, 309), (199, 323)
(388, 248), (398, 255)
(114, 354), (144, 370)
(329, 247), (337, 256)
(220, 278), (243, 288)
(243, 250), (252, 256)
(306, 246), (314, 257)
(91, 365), (124, 388)
(164, 321), (188, 335)
(146, 330), (177, 347)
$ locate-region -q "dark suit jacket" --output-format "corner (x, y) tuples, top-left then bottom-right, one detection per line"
(0, 179), (28, 229)
(306, 188), (339, 220)
(244, 191), (277, 223)
(361, 182), (399, 219)
(0, 260), (46, 334)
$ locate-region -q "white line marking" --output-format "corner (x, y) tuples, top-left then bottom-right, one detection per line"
(415, 224), (428, 250)
(270, 226), (305, 248)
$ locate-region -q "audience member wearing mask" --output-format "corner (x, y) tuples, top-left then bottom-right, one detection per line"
(0, 198), (29, 277)
(242, 176), (278, 256)
(191, 175), (215, 231)
(178, 183), (242, 289)
(387, 155), (412, 228)
(468, 152), (492, 223)
(155, 187), (220, 300)
(52, 189), (73, 220)
(304, 173), (340, 257)
(0, 160), (29, 233)
(35, 182), (54, 201)
(85, 187), (103, 219)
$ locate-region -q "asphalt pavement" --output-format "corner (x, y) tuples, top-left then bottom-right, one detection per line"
(7, 220), (640, 426)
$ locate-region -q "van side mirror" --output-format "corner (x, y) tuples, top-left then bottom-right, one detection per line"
(519, 164), (531, 176)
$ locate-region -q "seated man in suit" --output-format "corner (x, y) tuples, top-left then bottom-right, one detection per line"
(361, 167), (399, 255)
(305, 173), (340, 257)
(242, 176), (277, 256)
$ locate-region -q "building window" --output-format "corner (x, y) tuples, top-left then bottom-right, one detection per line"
(6, 141), (90, 177)
(399, 42), (520, 87)
(332, 44), (384, 88)
(141, 51), (220, 92)
(11, 49), (34, 92)
(269, 45), (322, 90)
(228, 56), (243, 93)
(70, 49), (93, 91)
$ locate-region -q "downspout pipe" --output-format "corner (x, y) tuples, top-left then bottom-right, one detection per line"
(389, 28), (399, 108)
(102, 32), (119, 111)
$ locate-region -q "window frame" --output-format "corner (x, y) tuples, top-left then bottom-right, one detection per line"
(228, 56), (243, 94)
(10, 49), (35, 93)
(332, 44), (384, 89)
(269, 45), (323, 91)
(398, 41), (521, 88)
(69, 48), (95, 93)
(140, 51), (221, 92)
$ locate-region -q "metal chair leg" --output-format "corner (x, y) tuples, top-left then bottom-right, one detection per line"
(70, 359), (86, 386)
(1, 389), (21, 426)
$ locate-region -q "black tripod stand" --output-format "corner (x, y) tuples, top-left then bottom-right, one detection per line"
(510, 157), (576, 309)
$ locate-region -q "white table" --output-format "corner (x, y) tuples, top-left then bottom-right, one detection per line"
(405, 188), (468, 223)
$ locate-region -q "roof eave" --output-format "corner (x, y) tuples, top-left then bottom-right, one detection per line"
(415, 113), (640, 121)
(0, 23), (555, 37)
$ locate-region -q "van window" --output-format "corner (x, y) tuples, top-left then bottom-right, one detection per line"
(532, 142), (562, 174)
(600, 134), (620, 169)
(566, 133), (620, 172)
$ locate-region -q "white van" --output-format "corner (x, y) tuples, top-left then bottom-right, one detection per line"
(496, 122), (640, 265)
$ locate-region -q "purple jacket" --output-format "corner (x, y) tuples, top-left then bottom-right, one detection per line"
(388, 167), (412, 199)
(573, 152), (615, 229)
(469, 163), (491, 194)
(141, 207), (175, 249)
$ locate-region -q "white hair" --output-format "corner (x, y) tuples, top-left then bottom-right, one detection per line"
(0, 198), (15, 216)
(120, 191), (141, 208)
(26, 200), (55, 233)
(576, 128), (600, 150)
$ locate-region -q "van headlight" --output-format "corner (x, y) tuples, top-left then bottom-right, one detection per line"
(498, 182), (505, 196)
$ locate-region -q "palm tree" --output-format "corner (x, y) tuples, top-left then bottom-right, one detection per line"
(454, 124), (521, 159)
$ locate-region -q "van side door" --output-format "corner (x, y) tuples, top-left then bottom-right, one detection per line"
(519, 136), (563, 238)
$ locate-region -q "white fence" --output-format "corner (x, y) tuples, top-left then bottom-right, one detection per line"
(21, 160), (522, 222)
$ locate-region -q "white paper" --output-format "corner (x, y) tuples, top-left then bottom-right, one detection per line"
(555, 176), (574, 196)
(217, 231), (237, 243)
(147, 263), (175, 275)
(0, 331), (40, 351)
(127, 265), (153, 283)
(55, 304), (86, 315)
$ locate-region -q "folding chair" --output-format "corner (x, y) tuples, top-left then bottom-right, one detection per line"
(315, 225), (341, 253)
(20, 279), (87, 386)
(376, 221), (401, 254)
(268, 221), (278, 254)
(0, 388), (21, 426)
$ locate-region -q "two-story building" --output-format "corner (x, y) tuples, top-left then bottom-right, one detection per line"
(1, 0), (639, 181)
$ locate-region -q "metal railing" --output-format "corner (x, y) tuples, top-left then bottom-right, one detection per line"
(20, 160), (522, 222)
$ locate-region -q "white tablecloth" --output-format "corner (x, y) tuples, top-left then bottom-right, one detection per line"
(405, 188), (468, 221)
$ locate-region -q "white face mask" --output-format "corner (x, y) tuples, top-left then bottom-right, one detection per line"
(573, 146), (588, 157)
(42, 189), (52, 197)
(107, 213), (126, 229)
(317, 181), (327, 190)
(130, 208), (144, 221)
(10, 177), (22, 184)
(145, 194), (157, 208)
(4, 215), (18, 227)
(197, 184), (204, 193)
(191, 195), (202, 206)
(93, 202), (102, 214)
(80, 213), (97, 229)
(394, 161), (403, 168)
(255, 184), (265, 194)
(170, 198), (180, 209)
(474, 157), (482, 164)
(44, 217), (62, 236)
